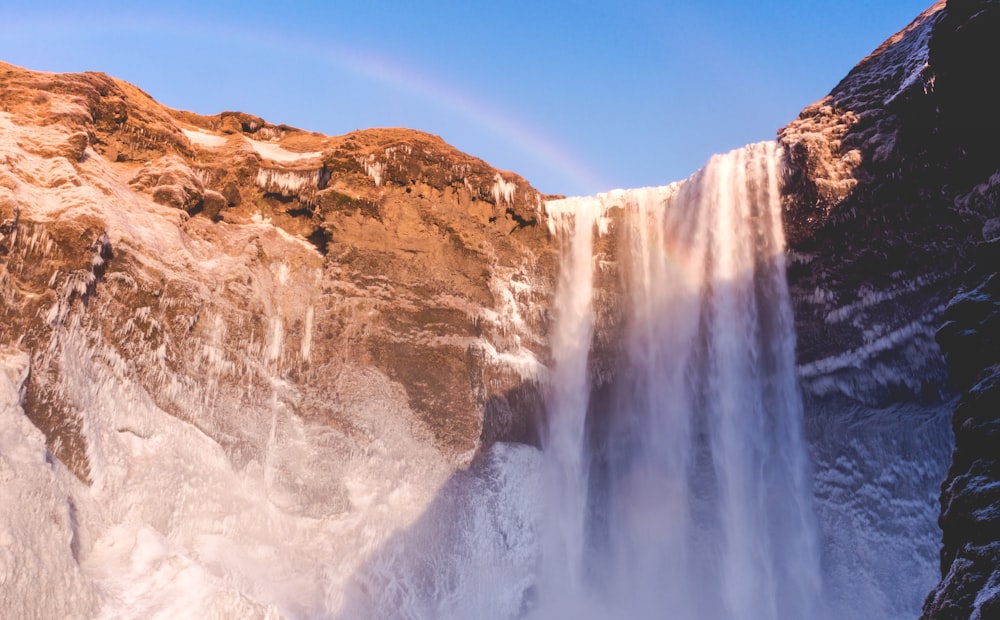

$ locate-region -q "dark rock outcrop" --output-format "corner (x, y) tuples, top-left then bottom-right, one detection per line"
(923, 248), (1000, 618)
(925, 2), (1000, 617)
(779, 1), (965, 404)
(774, 0), (1000, 616)
(779, 0), (1000, 406)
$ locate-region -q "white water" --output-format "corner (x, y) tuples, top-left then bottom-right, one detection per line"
(538, 142), (824, 619)
(538, 196), (606, 608)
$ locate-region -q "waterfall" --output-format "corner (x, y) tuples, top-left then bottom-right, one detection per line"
(539, 142), (824, 619)
(538, 196), (608, 613)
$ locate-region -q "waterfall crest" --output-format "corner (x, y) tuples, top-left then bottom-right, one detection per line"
(540, 141), (824, 619)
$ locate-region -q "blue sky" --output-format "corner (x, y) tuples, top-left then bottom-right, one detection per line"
(4, 1), (932, 196)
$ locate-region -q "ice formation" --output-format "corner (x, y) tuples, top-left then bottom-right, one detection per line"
(181, 128), (228, 149)
(255, 168), (322, 197)
(361, 156), (386, 187)
(491, 173), (516, 205)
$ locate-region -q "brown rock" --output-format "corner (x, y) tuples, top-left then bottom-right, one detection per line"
(0, 59), (556, 484)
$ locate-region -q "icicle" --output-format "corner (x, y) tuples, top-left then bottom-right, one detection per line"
(491, 173), (516, 204)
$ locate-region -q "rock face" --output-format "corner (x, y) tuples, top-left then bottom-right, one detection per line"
(0, 61), (554, 483)
(0, 61), (559, 615)
(779, 1), (961, 403)
(775, 0), (1000, 616)
(779, 0), (1000, 408)
(919, 8), (1000, 615)
(924, 258), (1000, 619)
(926, 4), (1000, 610)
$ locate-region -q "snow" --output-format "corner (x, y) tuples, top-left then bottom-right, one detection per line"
(882, 9), (936, 106)
(6, 313), (457, 617)
(808, 399), (951, 620)
(244, 138), (321, 163)
(181, 128), (227, 149)
(972, 562), (1000, 620)
(0, 348), (102, 618)
(825, 1), (944, 109)
(798, 313), (939, 378)
(824, 274), (940, 324)
(337, 442), (542, 620)
(474, 339), (545, 381)
(247, 214), (326, 255)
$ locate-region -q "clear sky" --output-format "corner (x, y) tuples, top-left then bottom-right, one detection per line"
(3, 1), (932, 196)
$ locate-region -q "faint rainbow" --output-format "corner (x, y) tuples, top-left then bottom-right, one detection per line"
(6, 11), (609, 196)
(300, 39), (610, 195)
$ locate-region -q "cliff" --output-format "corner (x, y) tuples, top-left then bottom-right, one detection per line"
(920, 2), (1000, 616)
(2, 1), (1000, 616)
(0, 62), (558, 616)
(776, 1), (1000, 616)
(0, 61), (555, 482)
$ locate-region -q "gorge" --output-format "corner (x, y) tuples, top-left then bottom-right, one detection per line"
(2, 1), (1000, 619)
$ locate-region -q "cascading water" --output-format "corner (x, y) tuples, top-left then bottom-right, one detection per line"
(538, 142), (824, 619)
(537, 195), (607, 615)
